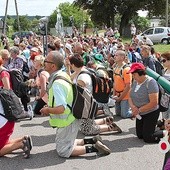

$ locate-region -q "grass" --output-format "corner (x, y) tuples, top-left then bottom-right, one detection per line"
(153, 44), (170, 53)
(122, 37), (170, 53)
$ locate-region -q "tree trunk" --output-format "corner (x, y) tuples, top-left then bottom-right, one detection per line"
(111, 13), (115, 29)
(105, 13), (111, 28)
(119, 11), (132, 36)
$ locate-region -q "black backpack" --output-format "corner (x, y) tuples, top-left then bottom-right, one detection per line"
(0, 69), (28, 98)
(79, 70), (112, 103)
(158, 84), (170, 112)
(22, 60), (30, 74)
(145, 57), (164, 76)
(96, 67), (113, 83)
(154, 60), (164, 76)
(0, 88), (23, 121)
(52, 76), (98, 119)
(146, 80), (170, 112)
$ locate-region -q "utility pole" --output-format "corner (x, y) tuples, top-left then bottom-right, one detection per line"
(3, 0), (9, 34)
(14, 0), (21, 33)
(166, 0), (169, 27)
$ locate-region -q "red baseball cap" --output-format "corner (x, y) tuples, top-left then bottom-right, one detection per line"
(127, 63), (146, 73)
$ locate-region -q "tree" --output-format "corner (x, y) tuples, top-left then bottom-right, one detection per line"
(6, 15), (14, 26)
(30, 18), (40, 33)
(48, 2), (93, 30)
(130, 16), (150, 32)
(13, 15), (31, 31)
(74, 0), (166, 35)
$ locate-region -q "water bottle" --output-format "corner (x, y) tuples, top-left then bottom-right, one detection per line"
(136, 114), (142, 120)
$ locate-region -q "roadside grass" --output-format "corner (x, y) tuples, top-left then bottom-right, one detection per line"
(122, 37), (170, 53)
(153, 44), (170, 53)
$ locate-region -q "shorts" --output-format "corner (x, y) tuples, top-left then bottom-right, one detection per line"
(0, 121), (15, 150)
(55, 119), (80, 158)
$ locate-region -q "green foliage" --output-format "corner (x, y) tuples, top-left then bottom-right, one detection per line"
(75, 0), (167, 35)
(129, 16), (150, 32)
(13, 15), (31, 31)
(6, 15), (14, 26)
(48, 2), (93, 30)
(30, 18), (40, 32)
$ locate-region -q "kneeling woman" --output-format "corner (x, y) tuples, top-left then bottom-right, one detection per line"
(0, 55), (32, 158)
(128, 63), (164, 143)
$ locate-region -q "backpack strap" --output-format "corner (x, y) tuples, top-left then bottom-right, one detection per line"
(78, 70), (92, 77)
(51, 76), (73, 110)
(37, 68), (44, 77)
(114, 64), (130, 80)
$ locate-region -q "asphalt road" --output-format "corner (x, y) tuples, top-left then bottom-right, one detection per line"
(0, 107), (165, 170)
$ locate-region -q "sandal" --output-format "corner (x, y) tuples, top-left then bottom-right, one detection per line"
(108, 122), (122, 133)
(104, 116), (114, 125)
(24, 136), (33, 151)
(23, 139), (31, 159)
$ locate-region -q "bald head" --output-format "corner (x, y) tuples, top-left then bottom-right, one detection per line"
(116, 50), (126, 57)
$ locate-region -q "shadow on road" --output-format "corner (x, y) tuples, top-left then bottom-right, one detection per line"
(20, 120), (50, 128)
(0, 150), (66, 170)
(31, 134), (55, 146)
(104, 136), (146, 153)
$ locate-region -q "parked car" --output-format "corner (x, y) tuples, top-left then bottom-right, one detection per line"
(11, 31), (33, 40)
(138, 27), (170, 44)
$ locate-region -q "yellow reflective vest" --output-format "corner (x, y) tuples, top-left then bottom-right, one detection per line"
(48, 72), (75, 128)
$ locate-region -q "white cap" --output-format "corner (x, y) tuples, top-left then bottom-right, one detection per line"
(65, 43), (72, 53)
(30, 47), (39, 52)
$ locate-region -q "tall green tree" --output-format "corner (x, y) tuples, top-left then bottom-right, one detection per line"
(13, 15), (31, 31)
(6, 15), (14, 26)
(74, 0), (166, 35)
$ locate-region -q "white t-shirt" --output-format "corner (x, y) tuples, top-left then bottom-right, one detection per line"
(0, 100), (7, 128)
(77, 73), (93, 93)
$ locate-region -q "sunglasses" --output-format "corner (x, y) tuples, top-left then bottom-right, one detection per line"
(44, 60), (54, 64)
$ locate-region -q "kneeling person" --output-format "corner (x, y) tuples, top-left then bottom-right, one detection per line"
(40, 51), (111, 158)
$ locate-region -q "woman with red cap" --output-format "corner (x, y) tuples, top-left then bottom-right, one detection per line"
(128, 63), (165, 143)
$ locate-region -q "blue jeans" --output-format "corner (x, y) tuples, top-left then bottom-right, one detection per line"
(115, 100), (132, 118)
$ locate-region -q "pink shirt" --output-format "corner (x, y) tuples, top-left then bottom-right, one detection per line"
(0, 70), (12, 89)
(0, 70), (13, 127)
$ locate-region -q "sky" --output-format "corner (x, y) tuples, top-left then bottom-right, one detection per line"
(0, 0), (74, 16)
(0, 0), (147, 17)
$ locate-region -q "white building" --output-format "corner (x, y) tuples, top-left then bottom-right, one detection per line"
(149, 17), (161, 27)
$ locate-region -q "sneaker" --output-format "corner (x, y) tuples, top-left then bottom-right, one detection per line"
(18, 110), (33, 120)
(26, 110), (33, 120)
(17, 111), (28, 119)
(92, 135), (102, 143)
(94, 141), (111, 156)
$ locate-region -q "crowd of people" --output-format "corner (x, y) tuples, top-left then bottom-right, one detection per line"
(0, 28), (170, 168)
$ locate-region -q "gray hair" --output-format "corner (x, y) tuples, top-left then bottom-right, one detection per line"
(51, 51), (64, 70)
(10, 46), (20, 55)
